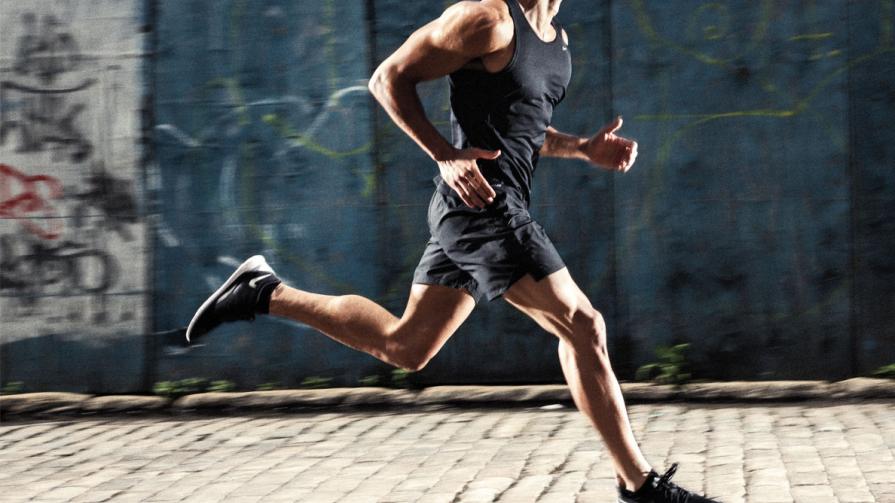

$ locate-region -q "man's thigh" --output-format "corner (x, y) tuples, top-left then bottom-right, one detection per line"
(394, 282), (477, 355)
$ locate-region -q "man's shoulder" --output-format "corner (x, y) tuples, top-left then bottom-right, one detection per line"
(447, 0), (510, 22)
(440, 1), (514, 47)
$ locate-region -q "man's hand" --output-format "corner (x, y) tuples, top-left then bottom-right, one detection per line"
(437, 147), (500, 208)
(581, 116), (638, 173)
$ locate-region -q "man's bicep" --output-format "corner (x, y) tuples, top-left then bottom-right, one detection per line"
(379, 2), (505, 83)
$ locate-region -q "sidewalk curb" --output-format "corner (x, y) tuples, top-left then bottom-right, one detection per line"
(2, 378), (892, 418)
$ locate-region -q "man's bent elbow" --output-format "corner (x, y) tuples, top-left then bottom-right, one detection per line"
(368, 63), (396, 102)
(367, 68), (384, 99)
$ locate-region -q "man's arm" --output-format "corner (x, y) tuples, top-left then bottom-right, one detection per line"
(540, 126), (589, 161)
(368, 1), (512, 208)
(540, 117), (639, 173)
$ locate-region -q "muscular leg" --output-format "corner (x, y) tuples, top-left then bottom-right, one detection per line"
(504, 268), (651, 491)
(269, 283), (475, 371)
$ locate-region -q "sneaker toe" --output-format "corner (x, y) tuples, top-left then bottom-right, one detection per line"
(187, 306), (222, 342)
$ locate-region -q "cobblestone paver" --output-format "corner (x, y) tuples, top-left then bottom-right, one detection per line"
(0, 402), (892, 502)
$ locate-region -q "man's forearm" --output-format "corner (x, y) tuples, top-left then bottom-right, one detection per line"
(369, 68), (454, 162)
(540, 127), (588, 161)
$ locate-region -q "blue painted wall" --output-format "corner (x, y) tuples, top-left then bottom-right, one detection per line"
(609, 0), (894, 378)
(151, 0), (383, 388)
(3, 0), (893, 392)
(149, 0), (895, 389)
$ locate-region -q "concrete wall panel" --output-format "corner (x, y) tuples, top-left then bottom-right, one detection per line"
(0, 0), (147, 392)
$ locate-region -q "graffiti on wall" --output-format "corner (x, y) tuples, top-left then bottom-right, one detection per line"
(0, 2), (145, 341)
(629, 0), (894, 168)
(1, 12), (93, 162)
(153, 0), (375, 298)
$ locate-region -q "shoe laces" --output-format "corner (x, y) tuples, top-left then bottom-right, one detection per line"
(652, 463), (696, 503)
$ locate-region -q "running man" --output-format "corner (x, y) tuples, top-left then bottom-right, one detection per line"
(187, 1), (721, 501)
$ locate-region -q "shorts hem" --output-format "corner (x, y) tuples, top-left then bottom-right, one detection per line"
(411, 276), (482, 303)
(480, 261), (567, 302)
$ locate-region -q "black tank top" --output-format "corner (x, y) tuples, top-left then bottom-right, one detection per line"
(438, 0), (572, 205)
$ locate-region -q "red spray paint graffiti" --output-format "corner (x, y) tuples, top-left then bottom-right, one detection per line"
(0, 163), (63, 239)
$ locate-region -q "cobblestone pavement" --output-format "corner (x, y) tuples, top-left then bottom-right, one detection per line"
(1, 402), (893, 503)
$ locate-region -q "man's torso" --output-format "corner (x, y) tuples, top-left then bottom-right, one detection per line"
(437, 0), (572, 205)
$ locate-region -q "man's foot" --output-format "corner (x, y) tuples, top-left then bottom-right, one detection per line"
(618, 464), (721, 502)
(185, 255), (281, 343)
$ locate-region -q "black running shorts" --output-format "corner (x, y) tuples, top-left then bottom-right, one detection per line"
(412, 180), (566, 302)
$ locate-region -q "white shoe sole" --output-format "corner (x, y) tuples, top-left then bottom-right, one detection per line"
(185, 255), (274, 342)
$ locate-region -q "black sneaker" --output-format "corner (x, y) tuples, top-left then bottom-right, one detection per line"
(618, 464), (721, 503)
(185, 255), (281, 343)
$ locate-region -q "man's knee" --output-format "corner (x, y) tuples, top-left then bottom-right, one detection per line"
(386, 328), (441, 372)
(567, 306), (608, 356)
(394, 356), (429, 373)
(393, 348), (435, 372)
(391, 346), (434, 372)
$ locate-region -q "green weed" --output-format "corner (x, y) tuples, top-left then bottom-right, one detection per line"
(1, 381), (24, 395)
(299, 376), (333, 389)
(635, 343), (692, 385)
(256, 382), (282, 391)
(872, 363), (895, 379)
(152, 378), (209, 398)
(390, 369), (413, 388)
(358, 375), (381, 386)
(207, 380), (236, 393)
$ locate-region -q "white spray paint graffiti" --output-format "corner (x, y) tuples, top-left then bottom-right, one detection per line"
(154, 83), (371, 257)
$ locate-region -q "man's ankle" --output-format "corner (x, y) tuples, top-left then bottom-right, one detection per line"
(255, 280), (283, 314)
(620, 470), (650, 493)
(267, 283), (292, 317)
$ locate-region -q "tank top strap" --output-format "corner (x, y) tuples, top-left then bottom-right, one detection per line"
(504, 0), (524, 23)
(504, 0), (532, 45)
(505, 0), (561, 46)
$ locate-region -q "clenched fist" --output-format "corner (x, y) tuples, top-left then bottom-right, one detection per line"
(581, 116), (638, 173)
